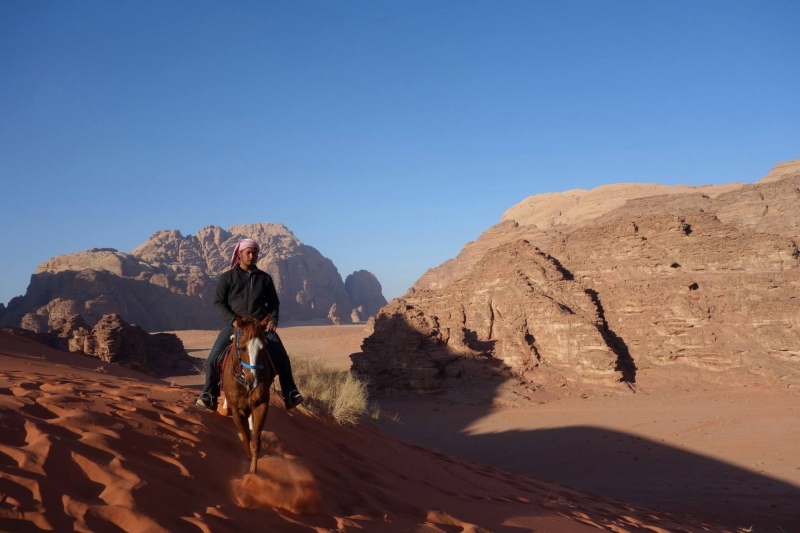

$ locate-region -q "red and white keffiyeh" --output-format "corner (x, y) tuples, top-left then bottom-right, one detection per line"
(229, 239), (260, 269)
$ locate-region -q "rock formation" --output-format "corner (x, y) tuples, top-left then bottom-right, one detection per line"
(354, 158), (800, 392)
(3, 223), (386, 331)
(551, 213), (799, 375)
(10, 254), (218, 332)
(132, 223), (361, 325)
(345, 270), (388, 322)
(1, 313), (194, 376)
(352, 241), (626, 392)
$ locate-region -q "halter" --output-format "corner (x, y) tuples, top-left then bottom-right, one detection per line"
(233, 325), (264, 392)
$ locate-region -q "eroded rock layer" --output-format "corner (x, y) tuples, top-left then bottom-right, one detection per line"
(352, 241), (627, 391)
(552, 213), (800, 375)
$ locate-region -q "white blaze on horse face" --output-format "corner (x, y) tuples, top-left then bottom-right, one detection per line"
(246, 337), (264, 366)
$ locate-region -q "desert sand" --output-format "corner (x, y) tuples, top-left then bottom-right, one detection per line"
(165, 326), (798, 532)
(0, 327), (741, 533)
(166, 326), (364, 389)
(375, 377), (800, 532)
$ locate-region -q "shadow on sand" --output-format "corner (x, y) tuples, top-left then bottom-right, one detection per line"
(366, 317), (800, 533)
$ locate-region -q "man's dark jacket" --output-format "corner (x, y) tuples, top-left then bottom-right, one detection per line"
(213, 266), (280, 327)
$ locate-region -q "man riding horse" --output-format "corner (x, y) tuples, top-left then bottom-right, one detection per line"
(196, 238), (304, 411)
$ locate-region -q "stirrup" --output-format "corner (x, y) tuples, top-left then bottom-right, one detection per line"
(285, 390), (304, 410)
(195, 393), (216, 411)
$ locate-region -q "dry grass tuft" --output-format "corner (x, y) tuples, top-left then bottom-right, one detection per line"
(291, 356), (368, 426)
(368, 402), (401, 423)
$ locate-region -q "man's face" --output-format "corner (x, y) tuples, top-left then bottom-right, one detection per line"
(239, 247), (259, 268)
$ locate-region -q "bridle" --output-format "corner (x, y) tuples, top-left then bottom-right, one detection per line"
(233, 325), (265, 392)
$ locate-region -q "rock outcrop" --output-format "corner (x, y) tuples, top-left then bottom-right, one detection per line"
(345, 270), (388, 322)
(3, 223), (386, 331)
(354, 158), (800, 392)
(352, 241), (626, 392)
(1, 313), (194, 376)
(75, 314), (193, 375)
(9, 253), (218, 332)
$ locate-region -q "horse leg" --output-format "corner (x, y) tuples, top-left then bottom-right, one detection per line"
(248, 403), (269, 475)
(230, 408), (253, 460)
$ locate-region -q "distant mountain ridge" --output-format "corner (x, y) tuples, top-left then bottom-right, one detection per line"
(1, 222), (386, 332)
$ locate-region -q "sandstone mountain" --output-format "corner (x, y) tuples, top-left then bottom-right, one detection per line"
(2, 223), (386, 332)
(345, 270), (388, 322)
(353, 159), (800, 392)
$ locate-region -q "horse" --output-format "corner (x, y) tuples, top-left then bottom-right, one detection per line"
(221, 315), (277, 475)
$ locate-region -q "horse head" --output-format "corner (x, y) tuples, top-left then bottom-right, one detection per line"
(233, 315), (270, 391)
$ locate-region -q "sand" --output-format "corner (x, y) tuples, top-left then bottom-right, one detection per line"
(374, 380), (800, 532)
(0, 328), (737, 533)
(6, 325), (796, 531)
(173, 326), (797, 532)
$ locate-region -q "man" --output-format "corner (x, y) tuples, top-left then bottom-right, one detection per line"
(196, 238), (304, 411)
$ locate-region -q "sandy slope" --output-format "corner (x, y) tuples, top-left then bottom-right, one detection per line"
(1, 330), (735, 533)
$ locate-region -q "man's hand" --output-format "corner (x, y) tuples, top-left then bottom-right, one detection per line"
(265, 321), (277, 333)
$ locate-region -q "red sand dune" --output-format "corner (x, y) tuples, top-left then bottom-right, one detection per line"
(0, 330), (735, 532)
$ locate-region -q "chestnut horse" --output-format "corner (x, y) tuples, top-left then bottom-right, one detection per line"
(221, 315), (276, 474)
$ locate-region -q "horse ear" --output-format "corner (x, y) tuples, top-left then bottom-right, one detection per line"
(259, 315), (271, 329)
(234, 315), (243, 328)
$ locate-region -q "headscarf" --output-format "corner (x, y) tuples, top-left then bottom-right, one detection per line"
(230, 239), (260, 269)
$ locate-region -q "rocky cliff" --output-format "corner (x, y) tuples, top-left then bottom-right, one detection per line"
(3, 223), (386, 332)
(354, 159), (800, 392)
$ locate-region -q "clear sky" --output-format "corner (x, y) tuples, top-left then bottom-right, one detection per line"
(1, 1), (798, 305)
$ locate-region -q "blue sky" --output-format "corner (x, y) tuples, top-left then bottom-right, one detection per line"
(1, 1), (798, 304)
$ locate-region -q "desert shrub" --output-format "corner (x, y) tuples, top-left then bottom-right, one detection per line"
(290, 356), (368, 426)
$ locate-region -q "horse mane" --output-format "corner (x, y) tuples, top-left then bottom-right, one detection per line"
(238, 317), (264, 341)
